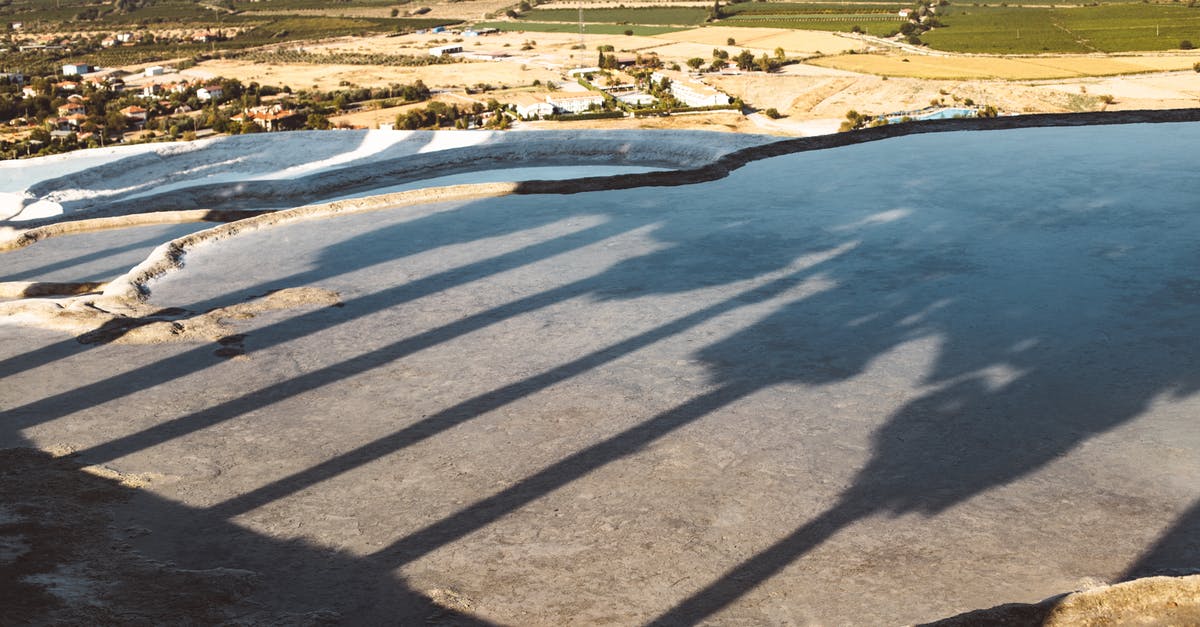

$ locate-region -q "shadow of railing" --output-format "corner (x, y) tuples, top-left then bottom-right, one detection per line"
(4, 113), (1200, 623)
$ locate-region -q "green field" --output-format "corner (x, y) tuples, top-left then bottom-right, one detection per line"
(723, 2), (909, 15)
(716, 2), (906, 34)
(924, 4), (1200, 53)
(475, 21), (684, 36)
(7, 0), (1200, 56)
(229, 0), (398, 9)
(1, 0), (457, 32)
(520, 7), (709, 25)
(723, 18), (905, 33)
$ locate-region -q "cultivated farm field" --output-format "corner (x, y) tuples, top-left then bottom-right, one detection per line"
(925, 4), (1200, 53)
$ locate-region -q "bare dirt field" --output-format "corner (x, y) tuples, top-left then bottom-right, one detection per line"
(708, 66), (1200, 120)
(190, 58), (560, 91)
(810, 52), (1200, 80)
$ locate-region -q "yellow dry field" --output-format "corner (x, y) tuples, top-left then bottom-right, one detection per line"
(192, 59), (561, 91)
(809, 53), (1200, 80)
(300, 31), (666, 56)
(1027, 55), (1199, 75)
(654, 26), (848, 52)
(640, 42), (775, 61)
(729, 29), (858, 55)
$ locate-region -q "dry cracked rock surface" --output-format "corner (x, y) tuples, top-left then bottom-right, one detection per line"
(2, 124), (1200, 625)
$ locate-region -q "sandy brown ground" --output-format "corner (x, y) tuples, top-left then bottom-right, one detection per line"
(711, 68), (1200, 120)
(187, 59), (561, 92)
(810, 51), (1200, 80)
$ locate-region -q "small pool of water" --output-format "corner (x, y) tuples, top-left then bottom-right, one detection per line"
(886, 108), (978, 124)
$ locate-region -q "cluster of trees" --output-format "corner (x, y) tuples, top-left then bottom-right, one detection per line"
(311, 80), (430, 111)
(897, 0), (948, 45)
(685, 46), (785, 73)
(706, 0), (753, 22)
(0, 71), (441, 158)
(0, 74), (280, 158)
(394, 99), (508, 130)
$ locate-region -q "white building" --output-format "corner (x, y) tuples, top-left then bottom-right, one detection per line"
(197, 85), (224, 102)
(545, 92), (605, 114)
(616, 92), (657, 107)
(144, 65), (164, 77)
(650, 71), (731, 108)
(428, 44), (463, 57)
(62, 63), (92, 76)
(506, 93), (556, 119)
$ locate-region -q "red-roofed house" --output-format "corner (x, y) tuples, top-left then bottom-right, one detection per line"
(232, 104), (301, 131)
(120, 105), (148, 123)
(57, 102), (86, 116)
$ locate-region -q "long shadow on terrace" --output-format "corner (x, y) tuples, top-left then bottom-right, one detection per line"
(4, 121), (1200, 622)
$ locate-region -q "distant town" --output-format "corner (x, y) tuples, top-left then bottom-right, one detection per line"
(3, 0), (1199, 159)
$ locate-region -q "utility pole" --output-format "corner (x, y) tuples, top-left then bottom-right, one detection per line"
(578, 6), (584, 51)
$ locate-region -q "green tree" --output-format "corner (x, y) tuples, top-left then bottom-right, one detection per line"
(735, 49), (755, 71)
(105, 109), (127, 133)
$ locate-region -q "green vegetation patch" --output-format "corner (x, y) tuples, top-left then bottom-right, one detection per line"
(924, 4), (1200, 53)
(922, 6), (1084, 53)
(724, 17), (904, 33)
(718, 1), (906, 33)
(1056, 4), (1200, 52)
(231, 48), (463, 66)
(723, 2), (909, 15)
(230, 0), (397, 9)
